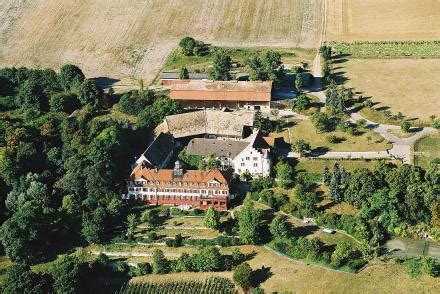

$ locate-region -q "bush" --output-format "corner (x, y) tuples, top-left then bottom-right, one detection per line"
(400, 121), (411, 133)
(179, 37), (196, 56)
(331, 242), (353, 267)
(0, 96), (16, 110)
(326, 135), (345, 144)
(165, 234), (183, 247)
(423, 257), (440, 277)
(233, 262), (253, 288)
(347, 259), (367, 271)
(184, 236), (241, 247)
(292, 94), (310, 111)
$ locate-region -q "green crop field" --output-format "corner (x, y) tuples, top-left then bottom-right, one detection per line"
(331, 41), (440, 58)
(119, 276), (235, 294)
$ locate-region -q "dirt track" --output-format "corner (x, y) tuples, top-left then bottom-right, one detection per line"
(0, 0), (322, 84)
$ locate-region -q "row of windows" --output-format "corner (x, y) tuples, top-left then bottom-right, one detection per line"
(129, 187), (228, 195)
(242, 156), (259, 161)
(133, 195), (227, 203)
(241, 162), (259, 167)
(133, 180), (223, 187)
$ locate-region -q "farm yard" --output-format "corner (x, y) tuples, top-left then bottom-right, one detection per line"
(325, 0), (440, 41)
(0, 0), (322, 85)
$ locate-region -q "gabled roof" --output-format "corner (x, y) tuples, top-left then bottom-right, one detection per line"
(130, 164), (231, 185)
(186, 138), (249, 158)
(136, 133), (174, 168)
(170, 80), (272, 102)
(160, 72), (209, 80)
(162, 110), (254, 138)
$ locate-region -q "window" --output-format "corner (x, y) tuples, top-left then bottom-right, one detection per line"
(246, 156), (250, 160)
(253, 163), (258, 167)
(241, 163), (245, 167)
(253, 157), (258, 161)
(238, 169), (241, 173)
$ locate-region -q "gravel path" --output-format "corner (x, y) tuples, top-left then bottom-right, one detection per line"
(295, 89), (439, 163)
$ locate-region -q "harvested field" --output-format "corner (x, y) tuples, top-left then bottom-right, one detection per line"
(241, 246), (438, 293)
(335, 58), (440, 123)
(325, 0), (440, 41)
(0, 0), (322, 84)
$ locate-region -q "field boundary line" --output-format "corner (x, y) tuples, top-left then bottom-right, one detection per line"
(262, 245), (357, 275)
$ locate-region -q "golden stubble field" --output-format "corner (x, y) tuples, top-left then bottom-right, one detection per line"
(325, 0), (440, 41)
(335, 58), (440, 122)
(0, 0), (322, 84)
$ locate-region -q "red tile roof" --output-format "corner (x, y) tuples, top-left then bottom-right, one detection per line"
(169, 80), (272, 102)
(130, 164), (230, 187)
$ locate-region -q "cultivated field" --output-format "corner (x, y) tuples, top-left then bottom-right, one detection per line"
(334, 58), (440, 123)
(325, 0), (440, 41)
(0, 0), (322, 84)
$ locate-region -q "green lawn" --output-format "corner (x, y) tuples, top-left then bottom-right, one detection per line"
(274, 119), (391, 152)
(162, 46), (316, 72)
(413, 135), (440, 168)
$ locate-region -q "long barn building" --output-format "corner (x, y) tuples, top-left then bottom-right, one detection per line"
(169, 80), (272, 111)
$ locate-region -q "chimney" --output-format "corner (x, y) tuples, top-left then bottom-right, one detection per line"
(173, 160), (183, 177)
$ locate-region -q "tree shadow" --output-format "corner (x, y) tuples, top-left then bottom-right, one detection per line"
(252, 266), (273, 287)
(92, 76), (121, 88)
(331, 71), (349, 84)
(331, 58), (349, 64)
(292, 225), (320, 237)
(318, 201), (336, 212)
(331, 53), (351, 60)
(310, 147), (330, 156)
(244, 251), (258, 262)
(375, 106), (390, 111)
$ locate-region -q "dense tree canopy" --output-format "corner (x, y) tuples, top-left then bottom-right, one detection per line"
(246, 49), (284, 86)
(1, 264), (53, 294)
(1, 201), (56, 263)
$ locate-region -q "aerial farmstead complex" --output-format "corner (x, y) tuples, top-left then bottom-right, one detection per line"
(123, 76), (279, 210)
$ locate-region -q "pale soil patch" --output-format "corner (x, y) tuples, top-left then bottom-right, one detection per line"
(325, 202), (359, 216)
(0, 0), (322, 83)
(338, 58), (440, 123)
(325, 0), (440, 41)
(388, 129), (418, 139)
